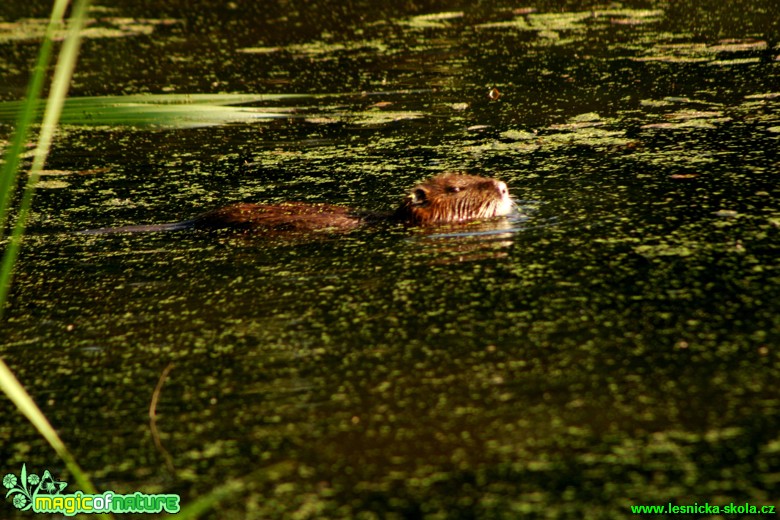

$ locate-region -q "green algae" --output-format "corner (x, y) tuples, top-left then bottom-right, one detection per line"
(400, 11), (464, 29)
(631, 38), (770, 64)
(0, 14), (179, 43)
(477, 8), (663, 35)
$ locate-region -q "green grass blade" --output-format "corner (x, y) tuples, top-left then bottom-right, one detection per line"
(0, 0), (103, 506)
(0, 358), (98, 495)
(0, 0), (102, 505)
(0, 0), (70, 240)
(0, 0), (91, 319)
(0, 93), (313, 128)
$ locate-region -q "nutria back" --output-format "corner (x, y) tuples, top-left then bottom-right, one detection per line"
(194, 202), (363, 232)
(393, 173), (514, 225)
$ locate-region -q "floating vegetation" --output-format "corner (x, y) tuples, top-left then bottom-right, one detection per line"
(549, 112), (605, 130)
(281, 39), (389, 58)
(347, 110), (425, 126)
(500, 129), (536, 140)
(641, 107), (732, 130)
(634, 243), (696, 258)
(235, 47), (282, 54)
(399, 11), (464, 29)
(745, 92), (780, 100)
(35, 179), (70, 189)
(632, 39), (769, 64)
(708, 40), (768, 52)
(708, 57), (762, 66)
(476, 9), (663, 32)
(469, 120), (630, 155)
(473, 8), (663, 47)
(0, 16), (179, 43)
(541, 126), (630, 147)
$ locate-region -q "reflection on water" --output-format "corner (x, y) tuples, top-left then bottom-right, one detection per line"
(1, 0), (779, 517)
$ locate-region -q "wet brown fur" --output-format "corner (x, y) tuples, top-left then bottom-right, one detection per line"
(194, 202), (363, 232)
(393, 173), (511, 226)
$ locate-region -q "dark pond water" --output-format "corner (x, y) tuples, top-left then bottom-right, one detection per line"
(1, 0), (780, 518)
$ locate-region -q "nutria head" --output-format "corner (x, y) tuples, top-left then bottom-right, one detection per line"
(394, 173), (514, 225)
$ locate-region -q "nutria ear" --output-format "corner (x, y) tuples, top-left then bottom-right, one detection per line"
(411, 188), (427, 205)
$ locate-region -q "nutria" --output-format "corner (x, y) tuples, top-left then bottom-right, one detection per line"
(83, 173), (514, 234)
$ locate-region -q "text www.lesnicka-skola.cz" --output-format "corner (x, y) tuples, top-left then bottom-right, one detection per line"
(630, 502), (776, 515)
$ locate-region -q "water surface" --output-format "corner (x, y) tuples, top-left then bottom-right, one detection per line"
(1, 0), (779, 517)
